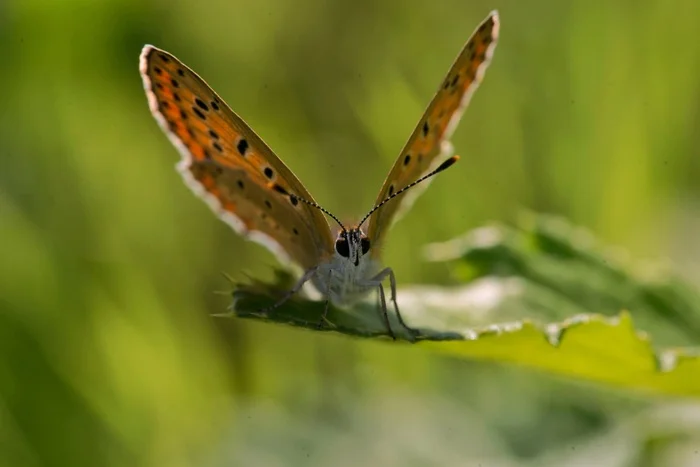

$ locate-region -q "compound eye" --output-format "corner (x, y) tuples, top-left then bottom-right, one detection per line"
(360, 237), (370, 255)
(335, 238), (350, 257)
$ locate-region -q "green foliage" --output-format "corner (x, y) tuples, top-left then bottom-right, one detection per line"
(3, 0), (700, 465)
(231, 215), (700, 397)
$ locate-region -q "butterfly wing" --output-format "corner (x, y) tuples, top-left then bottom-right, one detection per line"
(366, 11), (499, 256)
(140, 45), (335, 270)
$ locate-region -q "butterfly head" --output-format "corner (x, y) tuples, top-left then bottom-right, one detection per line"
(284, 156), (460, 267)
(335, 228), (370, 266)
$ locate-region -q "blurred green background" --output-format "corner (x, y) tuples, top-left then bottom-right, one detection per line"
(2, 0), (700, 465)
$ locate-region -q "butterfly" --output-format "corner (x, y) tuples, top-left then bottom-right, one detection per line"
(139, 10), (499, 340)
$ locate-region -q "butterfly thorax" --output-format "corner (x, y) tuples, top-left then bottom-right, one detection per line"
(311, 227), (379, 306)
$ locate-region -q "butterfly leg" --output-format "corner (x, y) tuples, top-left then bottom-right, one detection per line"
(316, 270), (334, 330)
(376, 280), (396, 340)
(316, 299), (331, 330)
(258, 266), (318, 316)
(385, 267), (420, 338)
(368, 267), (420, 340)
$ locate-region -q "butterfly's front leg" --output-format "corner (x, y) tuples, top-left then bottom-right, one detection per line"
(375, 278), (395, 340)
(367, 267), (420, 341)
(259, 266), (319, 316)
(316, 269), (335, 330)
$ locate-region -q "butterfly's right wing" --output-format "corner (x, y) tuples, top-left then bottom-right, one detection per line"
(140, 45), (335, 270)
(367, 12), (499, 255)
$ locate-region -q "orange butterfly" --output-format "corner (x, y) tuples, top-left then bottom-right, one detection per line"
(140, 11), (499, 340)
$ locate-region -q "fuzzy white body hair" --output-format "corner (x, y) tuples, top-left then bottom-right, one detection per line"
(312, 251), (381, 306)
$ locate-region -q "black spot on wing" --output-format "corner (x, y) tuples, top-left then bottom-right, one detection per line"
(237, 139), (249, 156)
(272, 184), (288, 195)
(195, 98), (209, 111)
(193, 106), (206, 120)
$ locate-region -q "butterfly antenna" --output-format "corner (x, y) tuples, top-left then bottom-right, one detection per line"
(289, 194), (347, 232)
(358, 155), (460, 228)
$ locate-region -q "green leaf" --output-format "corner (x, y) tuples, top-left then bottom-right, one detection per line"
(224, 214), (700, 397)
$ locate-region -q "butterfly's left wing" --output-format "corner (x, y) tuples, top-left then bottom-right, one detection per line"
(367, 11), (499, 256)
(140, 46), (335, 271)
